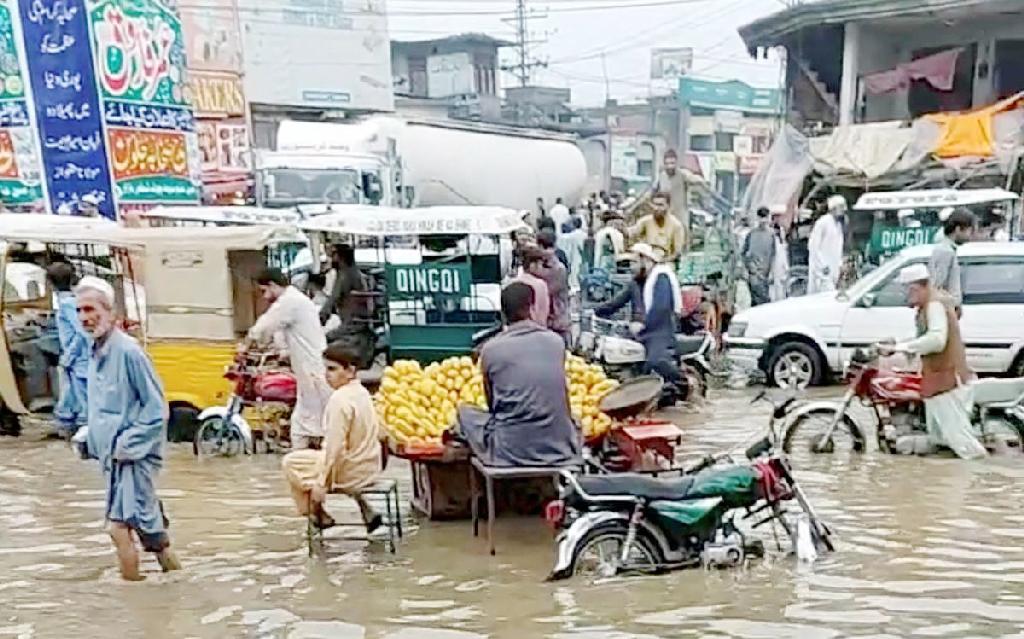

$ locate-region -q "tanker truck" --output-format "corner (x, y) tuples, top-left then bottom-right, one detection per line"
(253, 116), (587, 211)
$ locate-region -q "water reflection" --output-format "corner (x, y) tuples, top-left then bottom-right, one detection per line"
(2, 388), (1023, 637)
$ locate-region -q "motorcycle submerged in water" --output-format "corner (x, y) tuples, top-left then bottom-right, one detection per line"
(547, 392), (834, 580)
(783, 347), (1024, 456)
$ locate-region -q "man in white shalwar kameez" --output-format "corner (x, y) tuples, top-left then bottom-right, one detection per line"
(807, 196), (846, 294)
(881, 264), (986, 460)
(246, 268), (331, 450)
(769, 208), (790, 302)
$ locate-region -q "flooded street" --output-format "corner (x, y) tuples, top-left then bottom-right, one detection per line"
(3, 388), (1024, 639)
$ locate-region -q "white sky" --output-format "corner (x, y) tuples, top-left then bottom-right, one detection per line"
(387, 0), (788, 107)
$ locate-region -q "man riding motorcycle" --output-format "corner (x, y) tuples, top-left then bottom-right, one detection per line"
(596, 243), (684, 405)
(879, 264), (986, 459)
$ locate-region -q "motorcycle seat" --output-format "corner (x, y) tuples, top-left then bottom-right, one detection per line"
(577, 473), (695, 501)
(972, 377), (1024, 407)
(675, 335), (706, 357)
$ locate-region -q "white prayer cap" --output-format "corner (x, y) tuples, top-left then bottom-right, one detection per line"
(897, 208), (915, 218)
(938, 207), (954, 221)
(827, 195), (847, 211)
(74, 276), (115, 308)
(898, 263), (930, 285)
(769, 204), (787, 215)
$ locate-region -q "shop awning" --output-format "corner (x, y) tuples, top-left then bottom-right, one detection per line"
(854, 188), (1019, 211)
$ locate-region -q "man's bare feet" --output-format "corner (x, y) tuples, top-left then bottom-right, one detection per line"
(156, 548), (182, 572)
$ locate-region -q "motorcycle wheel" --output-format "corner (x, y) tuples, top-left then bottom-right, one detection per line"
(569, 523), (664, 578)
(980, 413), (1024, 454)
(194, 416), (245, 457)
(783, 408), (865, 458)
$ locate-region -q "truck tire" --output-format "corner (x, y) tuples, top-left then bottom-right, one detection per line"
(767, 342), (824, 389)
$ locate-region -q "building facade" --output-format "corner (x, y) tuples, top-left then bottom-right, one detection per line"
(740, 0), (1024, 130)
(391, 34), (508, 122)
(678, 78), (782, 205)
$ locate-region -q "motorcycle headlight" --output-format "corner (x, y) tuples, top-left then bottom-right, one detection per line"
(728, 321), (748, 338)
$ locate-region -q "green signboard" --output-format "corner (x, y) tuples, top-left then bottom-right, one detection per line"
(678, 77), (781, 113)
(0, 1), (43, 207)
(870, 224), (940, 256)
(386, 262), (472, 300)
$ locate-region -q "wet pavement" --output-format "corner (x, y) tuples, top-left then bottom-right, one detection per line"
(2, 388), (1024, 638)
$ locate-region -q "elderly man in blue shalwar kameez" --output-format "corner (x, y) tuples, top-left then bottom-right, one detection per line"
(457, 282), (581, 467)
(74, 277), (181, 581)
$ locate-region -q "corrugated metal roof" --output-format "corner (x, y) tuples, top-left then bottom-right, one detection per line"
(739, 0), (1018, 51)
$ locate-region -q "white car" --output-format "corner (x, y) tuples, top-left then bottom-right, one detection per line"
(726, 242), (1024, 388)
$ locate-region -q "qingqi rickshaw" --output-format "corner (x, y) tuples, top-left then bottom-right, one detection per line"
(296, 204), (524, 363)
(0, 214), (144, 435)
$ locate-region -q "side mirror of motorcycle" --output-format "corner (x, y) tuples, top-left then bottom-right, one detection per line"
(859, 293), (877, 308)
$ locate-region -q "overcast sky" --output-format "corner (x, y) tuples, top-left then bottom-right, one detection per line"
(388, 0), (787, 107)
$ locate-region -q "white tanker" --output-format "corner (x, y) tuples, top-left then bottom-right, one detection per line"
(254, 116), (587, 212)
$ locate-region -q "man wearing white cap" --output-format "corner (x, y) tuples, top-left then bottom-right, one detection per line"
(807, 196), (846, 294)
(880, 264), (985, 459)
(74, 276), (181, 579)
(609, 243), (686, 405)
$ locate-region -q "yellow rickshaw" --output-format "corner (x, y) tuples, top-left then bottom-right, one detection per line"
(112, 224), (305, 442)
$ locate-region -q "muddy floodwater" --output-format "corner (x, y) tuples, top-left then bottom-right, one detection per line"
(3, 388), (1024, 639)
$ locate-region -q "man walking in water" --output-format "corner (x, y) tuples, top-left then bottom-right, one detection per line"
(75, 277), (181, 580)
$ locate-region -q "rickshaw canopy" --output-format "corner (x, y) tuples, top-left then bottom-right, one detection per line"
(854, 188), (1019, 211)
(137, 205), (305, 226)
(296, 204), (528, 236)
(120, 225), (305, 341)
(0, 213), (129, 245)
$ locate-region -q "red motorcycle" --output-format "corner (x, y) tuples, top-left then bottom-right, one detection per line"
(783, 347), (1024, 456)
(193, 350), (297, 457)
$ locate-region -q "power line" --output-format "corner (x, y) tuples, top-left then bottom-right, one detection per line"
(501, 0), (548, 87)
(179, 0), (715, 17)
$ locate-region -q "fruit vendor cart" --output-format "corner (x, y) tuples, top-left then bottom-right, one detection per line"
(298, 205), (526, 363)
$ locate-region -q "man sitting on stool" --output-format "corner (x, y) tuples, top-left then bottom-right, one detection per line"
(282, 342), (384, 530)
(457, 282), (581, 467)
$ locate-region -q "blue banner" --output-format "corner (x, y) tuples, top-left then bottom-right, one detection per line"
(19, 0), (115, 218)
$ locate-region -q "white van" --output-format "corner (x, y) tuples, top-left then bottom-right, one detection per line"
(726, 242), (1024, 388)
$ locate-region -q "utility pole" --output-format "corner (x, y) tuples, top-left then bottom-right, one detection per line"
(501, 0), (547, 88)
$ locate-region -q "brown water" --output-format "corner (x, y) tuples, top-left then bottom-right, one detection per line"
(3, 389), (1024, 639)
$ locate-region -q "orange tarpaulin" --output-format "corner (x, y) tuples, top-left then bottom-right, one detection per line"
(925, 91), (1024, 159)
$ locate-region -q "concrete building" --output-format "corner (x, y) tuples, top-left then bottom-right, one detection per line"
(678, 78), (782, 205)
(237, 0), (394, 149)
(503, 86), (577, 128)
(391, 34), (511, 122)
(740, 0), (1024, 130)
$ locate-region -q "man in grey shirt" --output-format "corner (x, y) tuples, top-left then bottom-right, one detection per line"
(928, 209), (974, 310)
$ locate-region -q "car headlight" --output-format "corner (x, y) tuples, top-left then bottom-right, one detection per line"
(728, 321), (748, 338)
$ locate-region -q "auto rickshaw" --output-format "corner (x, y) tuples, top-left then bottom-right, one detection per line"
(0, 214), (143, 435)
(116, 224), (305, 442)
(297, 204), (525, 363)
(0, 216), (303, 441)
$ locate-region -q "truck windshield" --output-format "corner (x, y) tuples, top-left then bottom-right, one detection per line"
(263, 168), (362, 206)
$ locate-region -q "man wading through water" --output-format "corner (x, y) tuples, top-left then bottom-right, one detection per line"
(74, 277), (181, 580)
(879, 264), (986, 459)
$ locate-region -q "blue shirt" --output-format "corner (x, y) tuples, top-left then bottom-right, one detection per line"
(85, 330), (166, 465)
(55, 291), (90, 377)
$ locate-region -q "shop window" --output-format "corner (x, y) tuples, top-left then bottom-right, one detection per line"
(715, 170), (735, 202)
(715, 132), (735, 152)
(995, 40), (1024, 100)
(690, 135), (713, 152)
